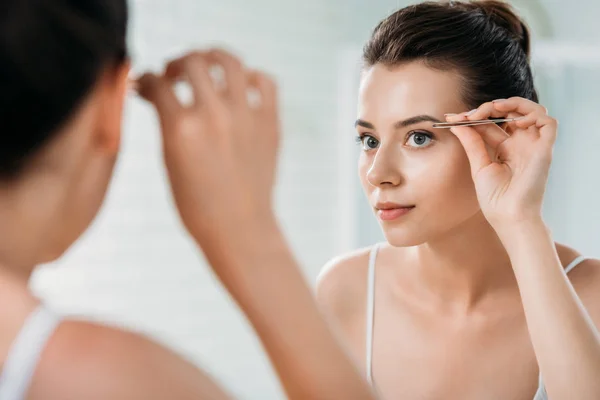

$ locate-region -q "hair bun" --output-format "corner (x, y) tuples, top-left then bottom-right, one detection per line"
(470, 0), (531, 58)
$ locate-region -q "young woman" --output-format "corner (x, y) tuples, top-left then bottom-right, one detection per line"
(317, 1), (600, 399)
(0, 1), (376, 399)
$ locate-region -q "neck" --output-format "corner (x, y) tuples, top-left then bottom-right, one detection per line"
(0, 96), (102, 283)
(0, 172), (67, 282)
(406, 212), (518, 313)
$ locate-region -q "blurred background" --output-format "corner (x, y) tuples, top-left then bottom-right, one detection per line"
(30, 0), (600, 398)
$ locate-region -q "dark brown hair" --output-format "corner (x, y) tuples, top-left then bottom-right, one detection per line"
(363, 0), (538, 108)
(0, 1), (128, 178)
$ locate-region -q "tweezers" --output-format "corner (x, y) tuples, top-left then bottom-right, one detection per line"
(432, 117), (524, 129)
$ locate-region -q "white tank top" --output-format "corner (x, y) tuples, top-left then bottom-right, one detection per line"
(0, 305), (61, 400)
(365, 243), (588, 400)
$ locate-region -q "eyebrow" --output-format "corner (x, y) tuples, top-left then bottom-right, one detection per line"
(355, 115), (443, 130)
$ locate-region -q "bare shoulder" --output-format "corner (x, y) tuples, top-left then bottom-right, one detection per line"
(316, 245), (378, 324)
(28, 319), (231, 400)
(554, 242), (599, 282)
(555, 242), (600, 321)
(554, 242), (584, 268)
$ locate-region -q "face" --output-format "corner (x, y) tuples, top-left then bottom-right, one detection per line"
(356, 61), (481, 247)
(41, 62), (130, 262)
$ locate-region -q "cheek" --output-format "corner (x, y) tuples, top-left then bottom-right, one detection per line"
(410, 147), (478, 208)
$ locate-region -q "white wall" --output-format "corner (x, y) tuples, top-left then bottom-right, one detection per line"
(534, 0), (600, 258)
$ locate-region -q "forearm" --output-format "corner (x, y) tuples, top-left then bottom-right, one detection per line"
(199, 215), (375, 400)
(497, 220), (600, 400)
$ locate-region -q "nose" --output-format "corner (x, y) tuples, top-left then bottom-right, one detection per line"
(366, 144), (404, 188)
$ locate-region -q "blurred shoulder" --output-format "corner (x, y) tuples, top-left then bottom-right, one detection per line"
(28, 319), (229, 399)
(29, 320), (165, 399)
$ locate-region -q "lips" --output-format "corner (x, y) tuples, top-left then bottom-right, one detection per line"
(375, 202), (415, 221)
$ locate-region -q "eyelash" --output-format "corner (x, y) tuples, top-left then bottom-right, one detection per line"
(355, 131), (436, 150)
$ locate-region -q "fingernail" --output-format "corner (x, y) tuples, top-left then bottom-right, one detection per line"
(492, 99), (506, 103)
(465, 109), (477, 116)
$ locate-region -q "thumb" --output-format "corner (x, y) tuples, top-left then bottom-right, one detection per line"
(450, 125), (492, 177)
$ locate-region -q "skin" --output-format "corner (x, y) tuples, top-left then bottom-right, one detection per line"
(317, 62), (600, 400)
(0, 50), (376, 400)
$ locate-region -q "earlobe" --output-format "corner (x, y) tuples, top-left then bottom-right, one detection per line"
(95, 61), (131, 155)
(96, 125), (120, 155)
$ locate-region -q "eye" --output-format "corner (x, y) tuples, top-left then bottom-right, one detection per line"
(355, 134), (379, 151)
(406, 131), (433, 148)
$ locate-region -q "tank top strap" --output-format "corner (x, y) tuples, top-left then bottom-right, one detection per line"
(0, 304), (61, 400)
(366, 243), (381, 385)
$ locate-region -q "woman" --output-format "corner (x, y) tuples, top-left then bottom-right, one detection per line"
(0, 1), (376, 399)
(317, 1), (600, 399)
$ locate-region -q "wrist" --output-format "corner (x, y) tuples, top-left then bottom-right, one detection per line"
(493, 215), (546, 235)
(494, 217), (552, 253)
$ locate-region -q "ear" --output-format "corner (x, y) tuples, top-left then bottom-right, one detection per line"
(95, 61), (132, 154)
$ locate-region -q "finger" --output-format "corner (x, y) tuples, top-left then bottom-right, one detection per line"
(165, 52), (221, 111)
(445, 102), (504, 122)
(536, 115), (559, 145)
(495, 99), (556, 144)
(247, 70), (280, 142)
(445, 112), (470, 122)
(445, 109), (515, 141)
(137, 73), (183, 127)
(493, 97), (548, 117)
(450, 125), (493, 176)
(248, 71), (278, 116)
(470, 123), (509, 149)
(465, 101), (507, 121)
(204, 49), (247, 106)
(498, 111), (522, 132)
(513, 111), (539, 130)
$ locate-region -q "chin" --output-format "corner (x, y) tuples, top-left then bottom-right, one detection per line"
(40, 226), (86, 264)
(40, 242), (71, 264)
(382, 232), (428, 248)
(379, 222), (431, 248)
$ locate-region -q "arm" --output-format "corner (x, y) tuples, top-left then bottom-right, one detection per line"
(497, 221), (600, 400)
(447, 97), (600, 400)
(203, 215), (374, 400)
(137, 49), (377, 400)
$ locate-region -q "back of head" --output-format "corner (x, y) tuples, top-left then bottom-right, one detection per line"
(0, 0), (128, 179)
(363, 0), (537, 108)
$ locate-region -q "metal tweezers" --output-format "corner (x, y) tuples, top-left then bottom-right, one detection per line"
(432, 117), (524, 129)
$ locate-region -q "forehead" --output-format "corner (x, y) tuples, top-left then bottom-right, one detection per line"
(358, 62), (466, 124)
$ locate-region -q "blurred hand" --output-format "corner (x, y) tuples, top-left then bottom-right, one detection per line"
(137, 49), (280, 245)
(446, 97), (558, 230)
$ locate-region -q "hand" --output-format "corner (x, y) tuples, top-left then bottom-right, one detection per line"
(137, 49), (280, 244)
(446, 97), (558, 229)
